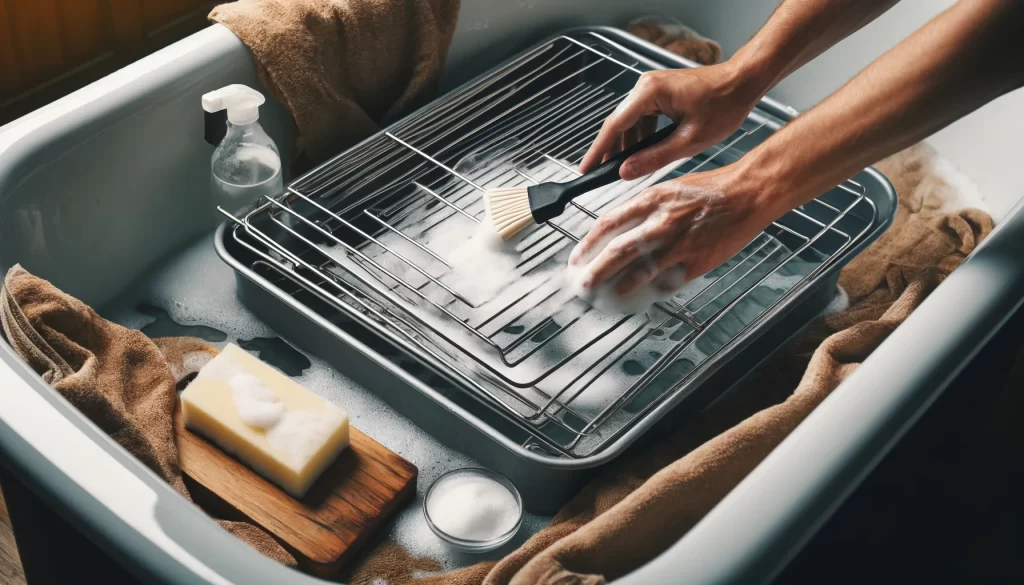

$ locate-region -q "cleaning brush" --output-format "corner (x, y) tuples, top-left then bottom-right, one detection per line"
(485, 122), (679, 240)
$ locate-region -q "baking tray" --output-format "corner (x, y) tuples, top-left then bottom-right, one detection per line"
(216, 27), (896, 513)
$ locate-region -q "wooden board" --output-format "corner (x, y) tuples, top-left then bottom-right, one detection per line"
(175, 408), (417, 576)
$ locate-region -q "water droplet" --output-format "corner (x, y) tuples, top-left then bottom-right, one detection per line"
(621, 360), (645, 376)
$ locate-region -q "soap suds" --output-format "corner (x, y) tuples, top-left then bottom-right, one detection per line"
(925, 145), (990, 215)
(102, 143), (825, 566)
(564, 218), (689, 316)
(426, 473), (519, 541)
(193, 347), (346, 467)
(438, 213), (520, 306)
(266, 407), (347, 468)
(229, 372), (285, 429)
(101, 233), (549, 569)
(820, 285), (850, 316)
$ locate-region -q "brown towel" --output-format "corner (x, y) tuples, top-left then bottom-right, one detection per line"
(626, 18), (722, 66)
(347, 151), (993, 584)
(209, 0), (461, 165)
(0, 267), (296, 567)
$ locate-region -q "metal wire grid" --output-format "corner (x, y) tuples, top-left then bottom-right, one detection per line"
(221, 34), (878, 457)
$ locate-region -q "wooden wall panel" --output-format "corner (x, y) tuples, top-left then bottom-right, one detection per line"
(142, 0), (209, 34)
(0, 2), (22, 97)
(55, 0), (105, 65)
(6, 0), (65, 90)
(1, 0), (221, 125)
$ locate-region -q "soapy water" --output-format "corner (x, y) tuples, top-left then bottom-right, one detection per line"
(101, 232), (551, 570)
(318, 153), (822, 444)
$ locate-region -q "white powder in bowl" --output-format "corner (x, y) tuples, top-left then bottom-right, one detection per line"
(426, 473), (520, 542)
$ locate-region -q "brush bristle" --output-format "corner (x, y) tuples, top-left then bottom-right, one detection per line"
(484, 186), (534, 240)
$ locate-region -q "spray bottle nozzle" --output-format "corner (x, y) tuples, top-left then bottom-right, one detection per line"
(202, 84), (266, 124)
(202, 84), (266, 146)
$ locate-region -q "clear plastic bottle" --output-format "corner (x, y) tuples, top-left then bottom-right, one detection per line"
(202, 85), (283, 215)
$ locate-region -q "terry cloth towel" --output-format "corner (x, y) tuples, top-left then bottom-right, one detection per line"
(0, 267), (296, 567)
(210, 0), (461, 165)
(346, 140), (994, 585)
(626, 17), (722, 66)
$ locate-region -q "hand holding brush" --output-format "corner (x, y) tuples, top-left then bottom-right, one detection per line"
(485, 123), (679, 240)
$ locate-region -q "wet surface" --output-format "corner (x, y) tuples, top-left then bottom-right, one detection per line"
(621, 360), (645, 376)
(137, 304), (227, 342)
(237, 336), (311, 376)
(134, 303), (311, 376)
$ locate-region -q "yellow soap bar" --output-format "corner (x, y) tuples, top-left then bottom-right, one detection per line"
(180, 343), (349, 497)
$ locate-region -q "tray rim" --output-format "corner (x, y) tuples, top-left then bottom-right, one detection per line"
(215, 26), (898, 471)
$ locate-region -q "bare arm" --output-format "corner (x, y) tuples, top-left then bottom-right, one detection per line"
(743, 0), (1024, 222)
(572, 0), (1024, 296)
(580, 0), (901, 179)
(733, 0), (901, 97)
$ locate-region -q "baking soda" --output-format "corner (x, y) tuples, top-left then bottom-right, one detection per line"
(426, 473), (520, 541)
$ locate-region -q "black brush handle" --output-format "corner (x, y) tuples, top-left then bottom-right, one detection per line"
(560, 122), (679, 202)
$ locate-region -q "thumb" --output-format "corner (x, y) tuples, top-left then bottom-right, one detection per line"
(619, 125), (700, 180)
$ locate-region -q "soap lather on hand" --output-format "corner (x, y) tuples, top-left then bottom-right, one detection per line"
(180, 344), (350, 498)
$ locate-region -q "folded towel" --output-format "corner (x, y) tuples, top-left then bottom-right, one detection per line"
(210, 0), (461, 165)
(346, 115), (993, 585)
(0, 267), (295, 566)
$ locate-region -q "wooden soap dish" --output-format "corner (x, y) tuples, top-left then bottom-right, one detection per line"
(174, 406), (417, 576)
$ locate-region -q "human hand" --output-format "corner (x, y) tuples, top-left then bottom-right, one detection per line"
(578, 63), (762, 181)
(568, 166), (773, 296)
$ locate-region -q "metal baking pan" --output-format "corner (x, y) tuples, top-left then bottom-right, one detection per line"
(216, 27), (896, 513)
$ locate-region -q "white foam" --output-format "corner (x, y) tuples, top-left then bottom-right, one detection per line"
(266, 408), (346, 468)
(929, 150), (991, 215)
(100, 231), (551, 569)
(229, 373), (285, 429)
(820, 286), (850, 316)
(439, 215), (520, 306)
(103, 233), (276, 345)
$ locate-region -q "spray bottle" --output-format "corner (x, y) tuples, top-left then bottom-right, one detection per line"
(202, 84), (283, 215)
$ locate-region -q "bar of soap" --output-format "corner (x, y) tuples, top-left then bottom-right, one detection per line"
(180, 343), (349, 497)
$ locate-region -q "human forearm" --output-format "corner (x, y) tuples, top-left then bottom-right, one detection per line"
(579, 0), (900, 177)
(737, 0), (1024, 220)
(728, 0), (901, 98)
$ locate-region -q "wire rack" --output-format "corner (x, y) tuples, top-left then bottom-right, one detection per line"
(222, 34), (878, 458)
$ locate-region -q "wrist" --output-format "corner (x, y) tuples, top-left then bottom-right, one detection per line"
(728, 41), (787, 102)
(722, 147), (802, 225)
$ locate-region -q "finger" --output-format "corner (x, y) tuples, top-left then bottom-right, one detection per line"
(616, 249), (682, 296)
(620, 122), (704, 181)
(568, 196), (654, 266)
(580, 85), (656, 173)
(579, 227), (651, 290)
(653, 264), (688, 291)
(638, 115), (660, 140)
(622, 123), (640, 152)
(614, 258), (661, 297)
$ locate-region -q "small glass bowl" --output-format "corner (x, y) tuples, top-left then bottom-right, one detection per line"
(423, 468), (524, 553)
